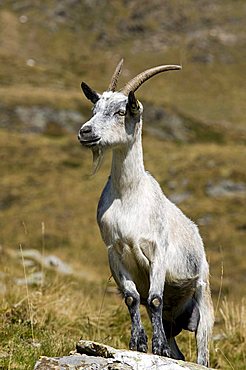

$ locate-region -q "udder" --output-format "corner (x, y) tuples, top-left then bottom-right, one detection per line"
(162, 276), (198, 321)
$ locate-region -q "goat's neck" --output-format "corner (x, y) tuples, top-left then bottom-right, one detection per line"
(111, 132), (145, 196)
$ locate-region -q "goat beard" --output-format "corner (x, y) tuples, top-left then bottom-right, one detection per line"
(92, 146), (104, 175)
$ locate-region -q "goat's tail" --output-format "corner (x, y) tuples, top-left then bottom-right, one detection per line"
(195, 278), (214, 367)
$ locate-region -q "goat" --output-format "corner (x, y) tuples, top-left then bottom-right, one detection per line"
(78, 59), (214, 366)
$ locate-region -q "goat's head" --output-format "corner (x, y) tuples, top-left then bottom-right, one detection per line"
(78, 59), (181, 171)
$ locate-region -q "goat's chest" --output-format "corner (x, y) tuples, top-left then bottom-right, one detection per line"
(97, 189), (155, 248)
(98, 194), (155, 298)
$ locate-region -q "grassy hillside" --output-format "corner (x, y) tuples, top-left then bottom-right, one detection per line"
(0, 0), (245, 129)
(0, 0), (245, 369)
(0, 129), (245, 369)
(0, 130), (245, 297)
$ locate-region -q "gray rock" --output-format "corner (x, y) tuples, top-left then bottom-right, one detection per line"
(0, 282), (6, 295)
(169, 191), (191, 205)
(15, 106), (83, 133)
(197, 214), (213, 226)
(35, 354), (132, 370)
(0, 104), (84, 133)
(143, 103), (189, 142)
(43, 255), (73, 275)
(34, 340), (214, 370)
(206, 180), (246, 198)
(17, 249), (73, 275)
(15, 271), (44, 286)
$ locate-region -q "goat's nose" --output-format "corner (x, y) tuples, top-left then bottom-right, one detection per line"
(79, 126), (92, 136)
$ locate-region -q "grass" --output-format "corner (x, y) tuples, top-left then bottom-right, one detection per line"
(0, 130), (245, 297)
(0, 0), (245, 127)
(0, 1), (245, 368)
(0, 129), (245, 369)
(0, 263), (245, 369)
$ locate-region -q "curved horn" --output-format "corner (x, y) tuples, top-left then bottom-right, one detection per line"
(108, 58), (124, 92)
(121, 64), (182, 95)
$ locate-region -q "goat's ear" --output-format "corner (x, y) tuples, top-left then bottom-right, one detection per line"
(81, 82), (100, 104)
(128, 91), (140, 114)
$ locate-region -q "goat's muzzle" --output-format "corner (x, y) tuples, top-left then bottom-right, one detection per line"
(78, 126), (101, 148)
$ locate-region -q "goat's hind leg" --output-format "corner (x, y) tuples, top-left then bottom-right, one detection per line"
(108, 247), (148, 353)
(162, 297), (200, 361)
(195, 282), (214, 367)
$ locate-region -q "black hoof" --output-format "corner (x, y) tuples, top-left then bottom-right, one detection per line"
(152, 346), (171, 357)
(152, 338), (171, 357)
(129, 328), (148, 353)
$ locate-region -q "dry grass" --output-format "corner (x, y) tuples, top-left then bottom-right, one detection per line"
(0, 129), (245, 368)
(0, 86), (82, 110)
(220, 298), (246, 342)
(0, 2), (245, 368)
(211, 298), (246, 369)
(1, 267), (245, 369)
(0, 1), (245, 127)
(0, 130), (245, 298)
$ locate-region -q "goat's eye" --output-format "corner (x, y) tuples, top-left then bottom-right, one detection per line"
(115, 110), (126, 116)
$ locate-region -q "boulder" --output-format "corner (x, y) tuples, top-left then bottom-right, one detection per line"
(34, 339), (214, 370)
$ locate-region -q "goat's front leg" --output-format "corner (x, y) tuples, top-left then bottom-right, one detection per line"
(125, 291), (148, 352)
(108, 247), (148, 353)
(148, 253), (171, 357)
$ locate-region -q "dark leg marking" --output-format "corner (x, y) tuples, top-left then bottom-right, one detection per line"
(148, 295), (171, 357)
(125, 293), (148, 353)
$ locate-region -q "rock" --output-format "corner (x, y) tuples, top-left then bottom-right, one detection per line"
(143, 102), (228, 143)
(15, 106), (83, 133)
(206, 180), (246, 198)
(34, 339), (214, 370)
(15, 271), (44, 286)
(0, 282), (6, 295)
(43, 255), (73, 275)
(169, 191), (191, 205)
(16, 248), (73, 275)
(35, 354), (132, 370)
(5, 248), (74, 286)
(197, 214), (213, 226)
(0, 101), (231, 143)
(143, 103), (189, 142)
(0, 104), (84, 134)
(0, 271), (7, 295)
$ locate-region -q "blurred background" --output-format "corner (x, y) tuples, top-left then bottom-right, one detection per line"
(0, 1), (245, 369)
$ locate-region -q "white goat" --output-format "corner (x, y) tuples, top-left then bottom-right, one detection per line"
(78, 59), (214, 366)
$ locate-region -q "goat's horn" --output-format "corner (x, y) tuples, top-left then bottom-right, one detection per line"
(108, 58), (124, 92)
(121, 64), (182, 95)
